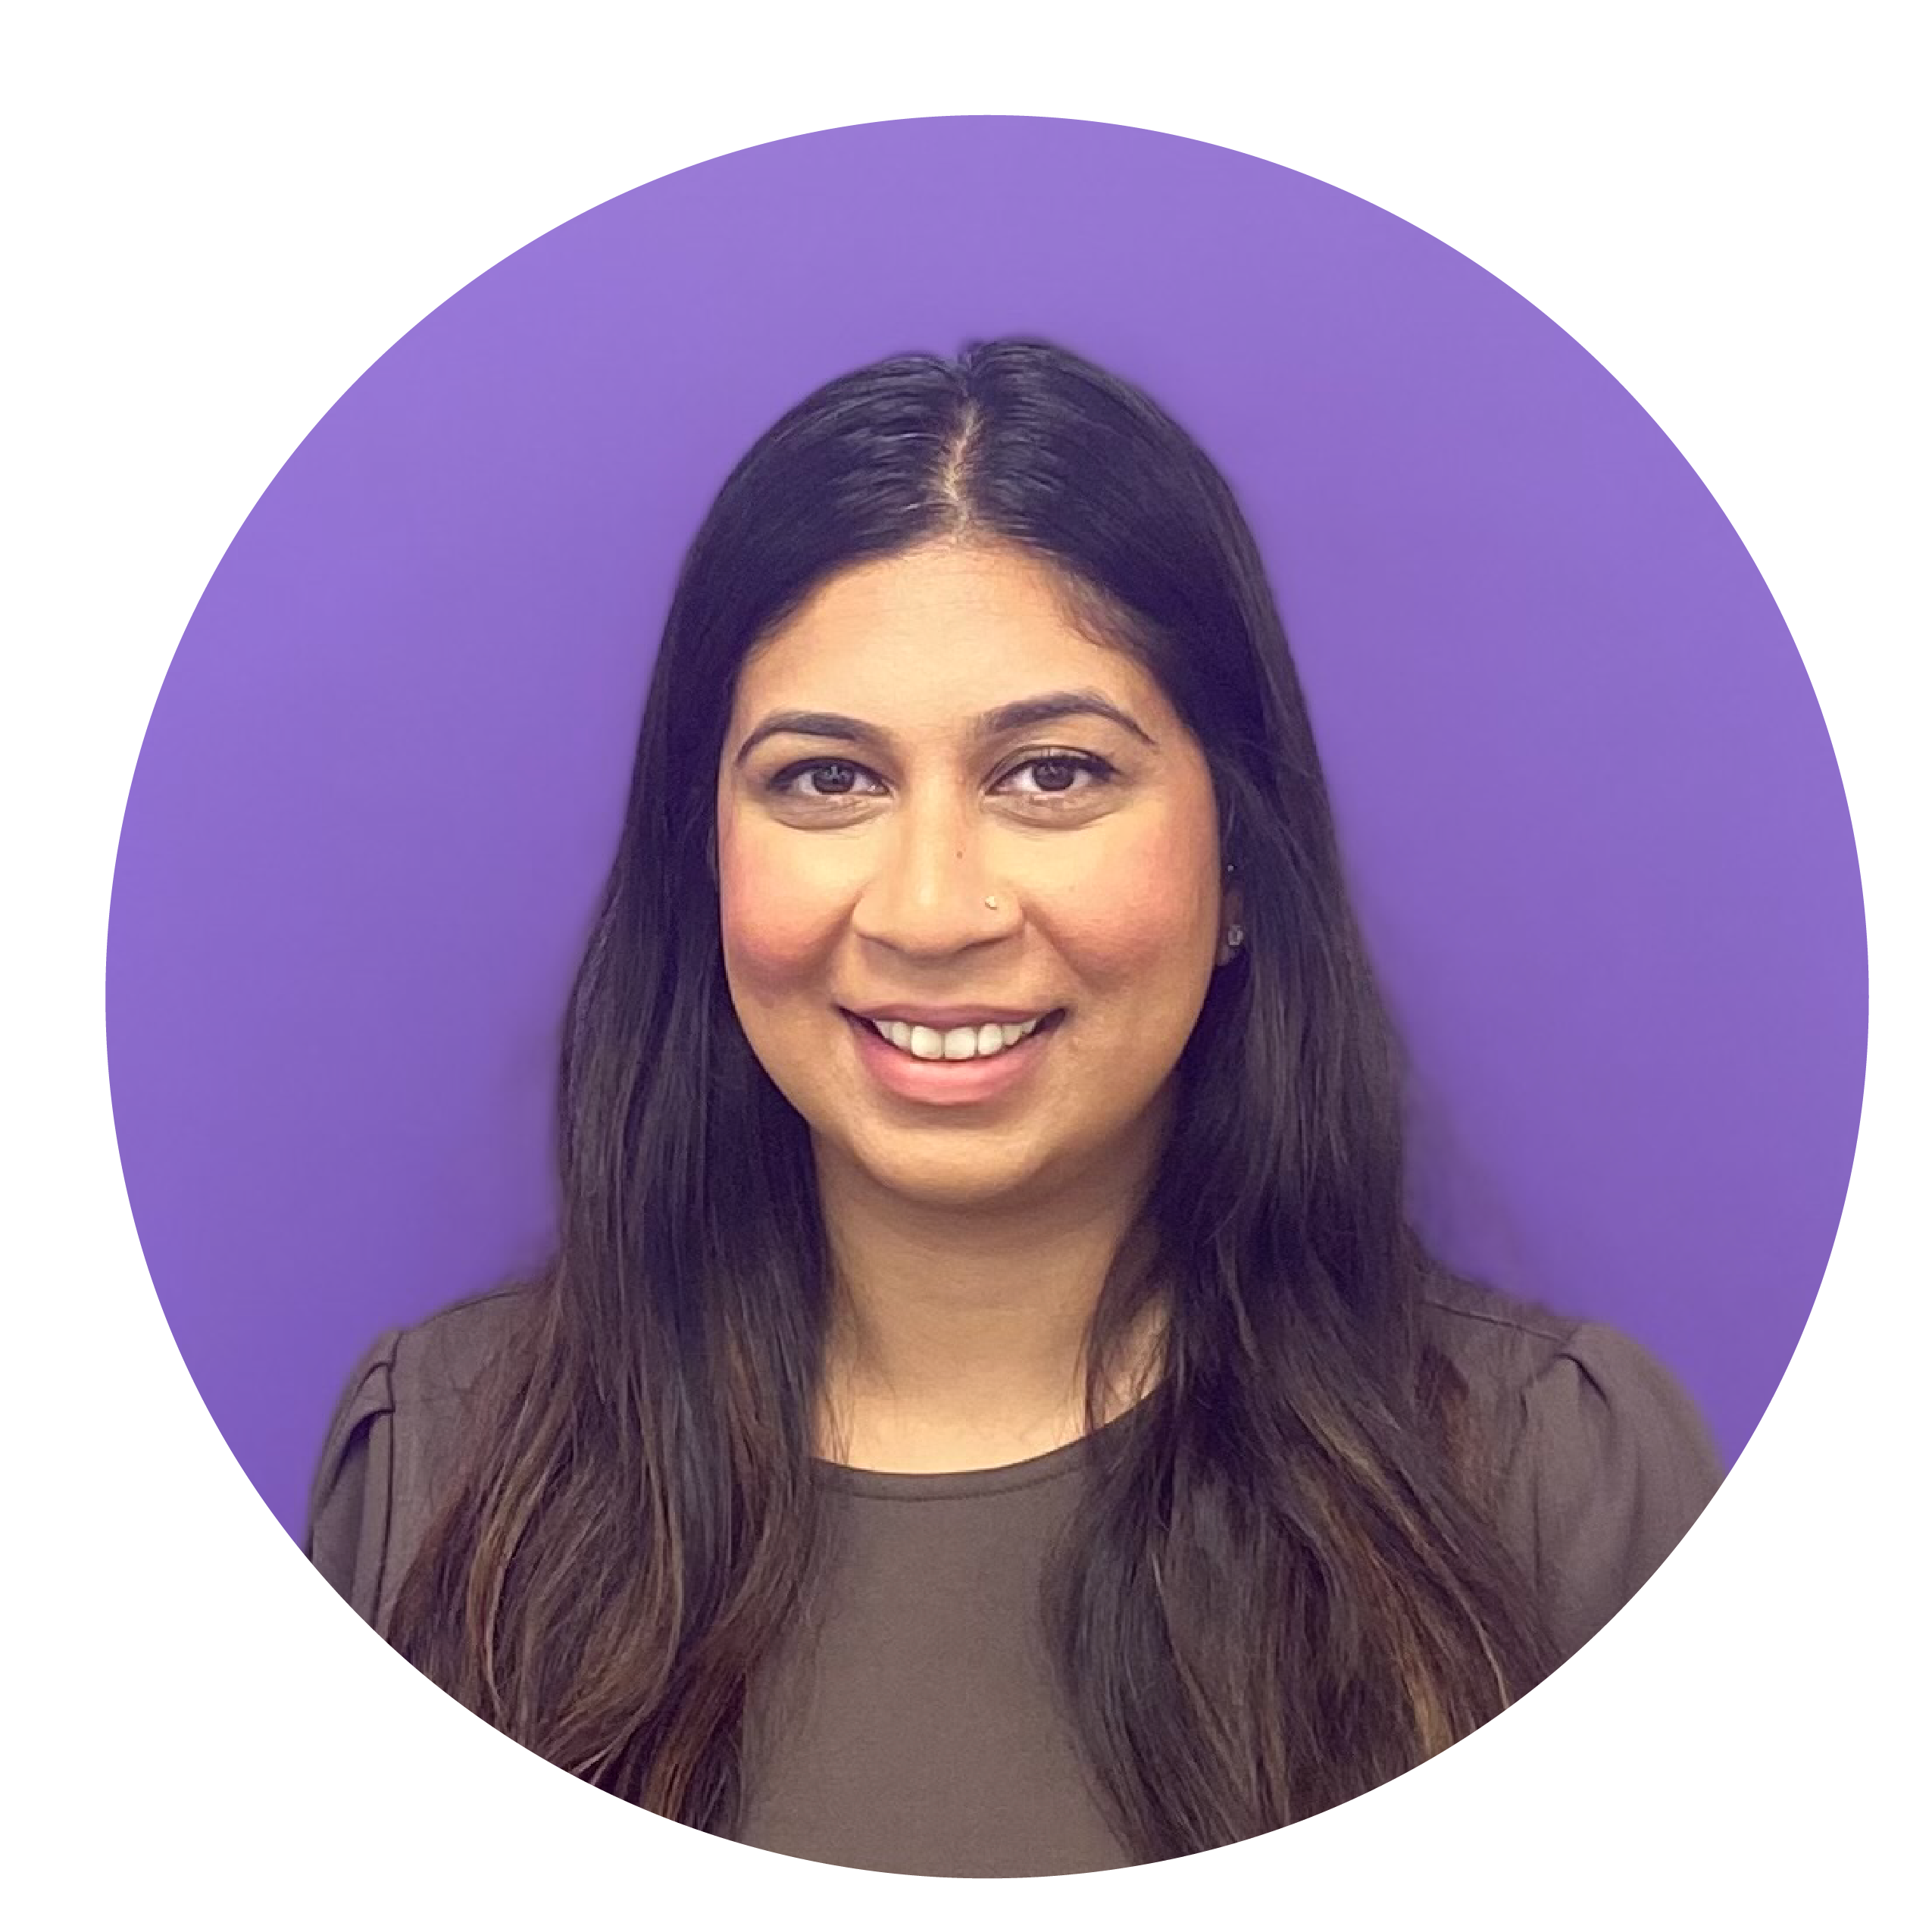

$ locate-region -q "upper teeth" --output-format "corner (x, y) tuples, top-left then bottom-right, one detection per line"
(871, 1016), (1046, 1061)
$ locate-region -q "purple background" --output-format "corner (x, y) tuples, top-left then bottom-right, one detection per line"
(106, 117), (1865, 1540)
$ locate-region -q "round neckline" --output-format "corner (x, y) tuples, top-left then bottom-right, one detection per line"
(812, 1390), (1151, 1500)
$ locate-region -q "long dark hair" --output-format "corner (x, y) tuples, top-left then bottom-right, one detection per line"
(386, 339), (1558, 1857)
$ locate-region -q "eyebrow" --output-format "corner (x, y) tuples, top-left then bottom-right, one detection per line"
(732, 688), (1159, 767)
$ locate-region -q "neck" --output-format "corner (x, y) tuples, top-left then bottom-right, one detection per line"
(811, 1132), (1168, 1474)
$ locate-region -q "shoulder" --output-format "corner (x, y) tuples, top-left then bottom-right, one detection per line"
(305, 1285), (536, 1624)
(1421, 1275), (1726, 1658)
(305, 1290), (541, 1762)
(311, 1283), (534, 1456)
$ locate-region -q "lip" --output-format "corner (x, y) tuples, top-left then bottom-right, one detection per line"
(843, 1008), (1063, 1106)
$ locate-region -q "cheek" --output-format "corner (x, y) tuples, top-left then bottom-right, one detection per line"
(717, 828), (841, 1001)
(1056, 824), (1218, 992)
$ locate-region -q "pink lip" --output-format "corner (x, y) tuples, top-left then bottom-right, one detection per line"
(845, 1009), (1060, 1106)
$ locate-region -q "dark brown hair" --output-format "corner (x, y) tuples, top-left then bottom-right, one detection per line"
(384, 339), (1558, 1857)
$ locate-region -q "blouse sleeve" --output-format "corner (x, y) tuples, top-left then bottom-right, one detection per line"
(1502, 1322), (1726, 1660)
(303, 1329), (403, 1626)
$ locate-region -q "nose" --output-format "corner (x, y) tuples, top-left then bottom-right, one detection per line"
(858, 842), (1020, 954)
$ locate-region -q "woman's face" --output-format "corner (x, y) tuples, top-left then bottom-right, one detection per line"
(714, 541), (1236, 1214)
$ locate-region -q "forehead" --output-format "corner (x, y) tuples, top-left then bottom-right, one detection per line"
(731, 542), (1165, 723)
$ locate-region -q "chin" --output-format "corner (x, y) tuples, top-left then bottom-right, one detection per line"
(833, 1133), (1067, 1212)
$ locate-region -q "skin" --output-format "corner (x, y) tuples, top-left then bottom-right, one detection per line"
(714, 539), (1241, 1471)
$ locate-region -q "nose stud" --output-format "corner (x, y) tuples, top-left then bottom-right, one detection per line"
(985, 895), (999, 910)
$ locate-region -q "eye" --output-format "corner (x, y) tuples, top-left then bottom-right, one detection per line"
(773, 753), (884, 799)
(996, 746), (1121, 792)
(761, 742), (1112, 796)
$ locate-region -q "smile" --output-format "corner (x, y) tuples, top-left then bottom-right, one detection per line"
(840, 1008), (1066, 1105)
(866, 1014), (1047, 1061)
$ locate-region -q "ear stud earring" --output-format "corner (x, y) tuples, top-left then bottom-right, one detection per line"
(1226, 924), (1245, 948)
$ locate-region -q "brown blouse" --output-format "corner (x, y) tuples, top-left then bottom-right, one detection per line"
(305, 1277), (1724, 1877)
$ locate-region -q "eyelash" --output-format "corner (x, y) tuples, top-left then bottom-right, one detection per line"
(767, 749), (1117, 806)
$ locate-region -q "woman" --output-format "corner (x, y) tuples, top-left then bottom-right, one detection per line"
(307, 338), (1722, 1877)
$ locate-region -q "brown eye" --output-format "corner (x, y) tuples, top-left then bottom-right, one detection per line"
(768, 758), (884, 802)
(1030, 758), (1081, 793)
(999, 751), (1115, 799)
(806, 761), (859, 795)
